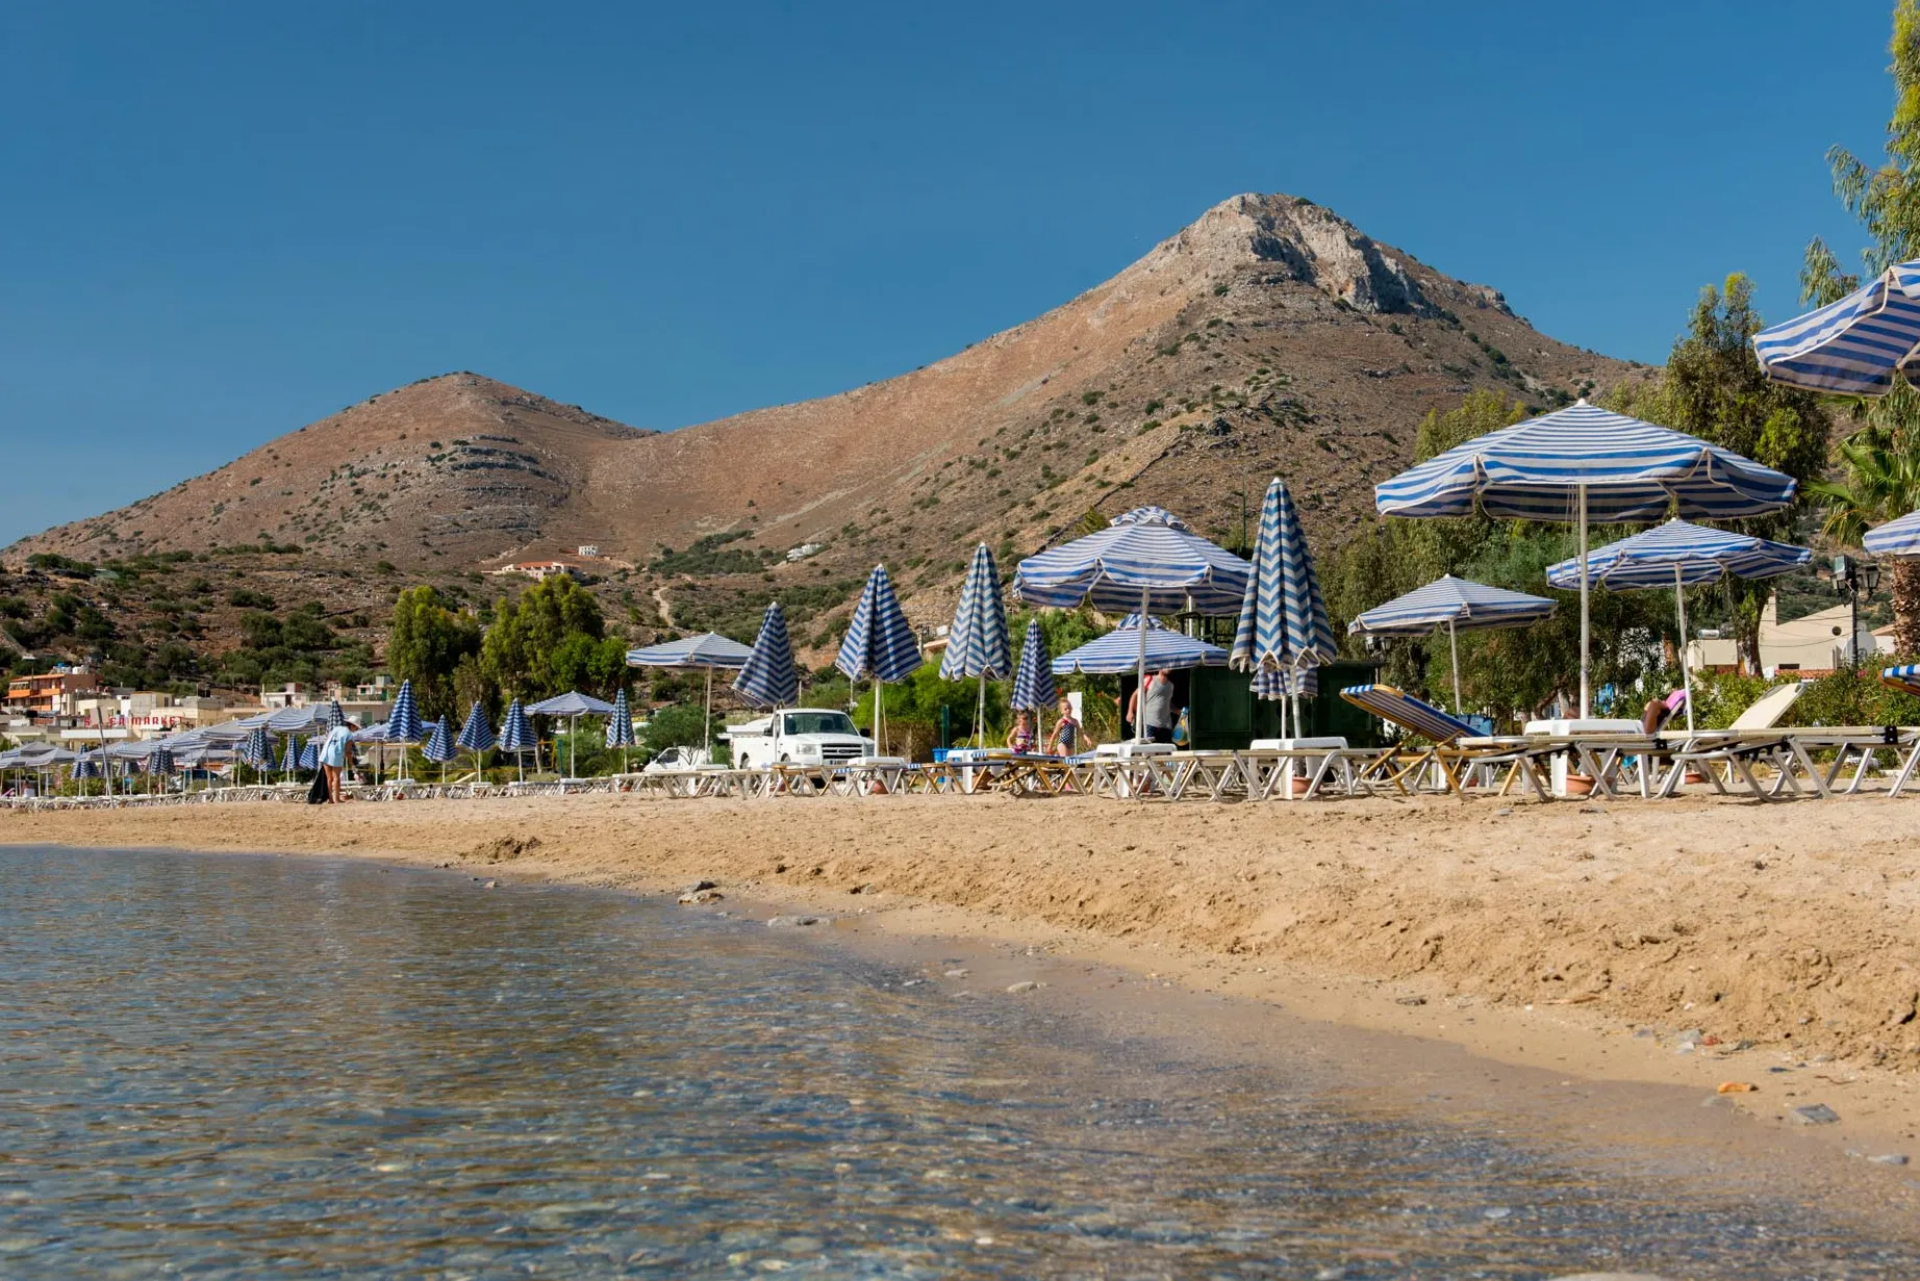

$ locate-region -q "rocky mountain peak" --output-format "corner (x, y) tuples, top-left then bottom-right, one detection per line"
(1127, 192), (1436, 316)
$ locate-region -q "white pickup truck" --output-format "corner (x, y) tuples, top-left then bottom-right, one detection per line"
(725, 709), (875, 772)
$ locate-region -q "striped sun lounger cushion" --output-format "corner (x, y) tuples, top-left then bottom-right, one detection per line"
(1881, 664), (1920, 698)
(1340, 684), (1477, 745)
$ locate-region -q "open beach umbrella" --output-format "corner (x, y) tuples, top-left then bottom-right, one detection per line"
(1349, 574), (1557, 714)
(497, 698), (537, 782)
(1230, 478), (1337, 737)
(1375, 400), (1797, 717)
(1052, 614), (1230, 675)
(628, 632), (754, 766)
(603, 689), (635, 774)
(1752, 262), (1920, 396)
(421, 718), (456, 784)
(939, 544), (1012, 746)
(1015, 507), (1251, 738)
(456, 701), (495, 780)
(734, 602), (799, 711)
(1010, 618), (1057, 716)
(528, 691), (617, 779)
(835, 564), (923, 755)
(1865, 508), (1920, 558)
(1548, 518), (1810, 733)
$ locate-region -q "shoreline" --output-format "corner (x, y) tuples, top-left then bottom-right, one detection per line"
(6, 791), (1918, 1170)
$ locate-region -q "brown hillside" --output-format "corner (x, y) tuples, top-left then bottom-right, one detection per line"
(9, 193), (1635, 662)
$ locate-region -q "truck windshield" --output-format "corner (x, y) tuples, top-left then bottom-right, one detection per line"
(782, 712), (858, 736)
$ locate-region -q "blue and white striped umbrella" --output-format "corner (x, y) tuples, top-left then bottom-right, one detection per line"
(527, 692), (614, 780)
(1376, 400), (1796, 716)
(1009, 618), (1057, 713)
(940, 545), (1012, 680)
(735, 602), (799, 710)
(280, 734), (303, 774)
(1545, 519), (1810, 590)
(299, 741), (318, 771)
(386, 679), (424, 744)
(498, 698), (537, 780)
(422, 719), (456, 762)
(1052, 614), (1229, 675)
(837, 564), (924, 755)
(604, 690), (635, 774)
(150, 746), (176, 778)
(1753, 262), (1920, 396)
(1013, 506), (1251, 615)
(1547, 518), (1810, 733)
(629, 632), (754, 765)
(1865, 509), (1920, 559)
(1349, 574), (1557, 714)
(456, 701), (496, 757)
(242, 726), (273, 770)
(1252, 667), (1317, 700)
(940, 544), (1011, 746)
(72, 751), (102, 781)
(837, 565), (923, 683)
(325, 698), (346, 731)
(1231, 477), (1336, 734)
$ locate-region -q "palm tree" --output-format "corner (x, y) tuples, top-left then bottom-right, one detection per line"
(1806, 402), (1920, 653)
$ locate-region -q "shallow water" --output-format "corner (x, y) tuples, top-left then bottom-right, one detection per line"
(0, 845), (1913, 1279)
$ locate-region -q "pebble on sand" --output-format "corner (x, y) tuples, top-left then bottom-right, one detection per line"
(1790, 1103), (1841, 1125)
(1006, 981), (1041, 994)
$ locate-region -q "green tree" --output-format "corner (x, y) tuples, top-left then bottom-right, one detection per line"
(479, 576), (606, 702)
(388, 586), (483, 723)
(1800, 5), (1920, 649)
(1606, 275), (1833, 669)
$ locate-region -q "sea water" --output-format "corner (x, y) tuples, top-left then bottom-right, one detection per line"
(0, 843), (1913, 1279)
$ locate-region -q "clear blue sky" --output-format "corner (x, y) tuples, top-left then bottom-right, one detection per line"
(0, 1), (1899, 546)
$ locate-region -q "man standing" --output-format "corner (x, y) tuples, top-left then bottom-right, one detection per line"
(1127, 670), (1177, 744)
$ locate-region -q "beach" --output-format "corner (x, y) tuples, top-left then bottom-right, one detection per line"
(7, 792), (1919, 1159)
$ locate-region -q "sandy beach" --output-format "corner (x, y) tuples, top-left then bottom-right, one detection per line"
(8, 791), (1919, 1161)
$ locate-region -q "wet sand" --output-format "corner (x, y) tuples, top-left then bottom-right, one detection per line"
(7, 791), (1919, 1173)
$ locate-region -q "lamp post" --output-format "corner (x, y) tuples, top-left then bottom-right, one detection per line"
(1833, 555), (1882, 667)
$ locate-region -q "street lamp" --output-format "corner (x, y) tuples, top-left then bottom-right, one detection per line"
(1833, 555), (1882, 667)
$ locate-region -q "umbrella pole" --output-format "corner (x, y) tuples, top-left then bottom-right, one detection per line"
(1577, 484), (1591, 719)
(1135, 585), (1150, 742)
(1676, 564), (1695, 735)
(704, 668), (714, 766)
(874, 675), (884, 756)
(1449, 618), (1463, 716)
(977, 670), (987, 749)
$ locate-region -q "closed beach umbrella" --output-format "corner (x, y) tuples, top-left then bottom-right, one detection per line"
(734, 602), (799, 711)
(604, 689), (636, 774)
(1015, 507), (1251, 738)
(1548, 518), (1810, 732)
(1349, 574), (1557, 714)
(1231, 478), (1337, 736)
(325, 698), (346, 731)
(528, 691), (617, 779)
(242, 726), (273, 775)
(835, 564), (923, 755)
(385, 679), (424, 779)
(299, 740), (318, 771)
(1865, 508), (1920, 558)
(497, 698), (537, 782)
(628, 632), (754, 766)
(279, 734), (303, 777)
(150, 745), (175, 795)
(1376, 401), (1797, 716)
(1010, 618), (1057, 715)
(422, 718), (456, 784)
(456, 701), (495, 780)
(1252, 667), (1317, 701)
(1753, 262), (1920, 396)
(1052, 614), (1230, 674)
(72, 750), (101, 782)
(939, 545), (1012, 746)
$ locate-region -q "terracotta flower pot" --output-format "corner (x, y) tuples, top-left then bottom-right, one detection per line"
(1563, 772), (1596, 797)
(1290, 776), (1311, 797)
